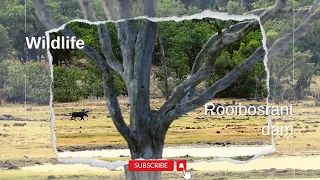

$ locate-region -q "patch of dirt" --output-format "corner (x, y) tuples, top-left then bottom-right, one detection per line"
(0, 160), (20, 170)
(0, 158), (59, 170)
(13, 123), (27, 127)
(57, 144), (127, 152)
(57, 141), (271, 152)
(0, 114), (48, 122)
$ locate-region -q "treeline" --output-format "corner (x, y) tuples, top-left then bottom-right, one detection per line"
(0, 0), (319, 104)
(49, 19), (266, 103)
(0, 61), (50, 104)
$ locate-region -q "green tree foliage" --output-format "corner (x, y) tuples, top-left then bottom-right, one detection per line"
(155, 19), (267, 99)
(0, 25), (12, 60)
(157, 0), (200, 17)
(270, 50), (315, 100)
(227, 0), (245, 14)
(2, 0), (319, 104)
(297, 21), (320, 74)
(51, 21), (126, 102)
(0, 61), (50, 104)
(157, 20), (216, 79)
(207, 30), (267, 98)
(53, 66), (83, 102)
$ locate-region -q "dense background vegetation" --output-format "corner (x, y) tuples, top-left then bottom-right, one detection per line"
(0, 0), (319, 104)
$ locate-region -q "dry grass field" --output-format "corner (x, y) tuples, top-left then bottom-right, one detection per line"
(54, 98), (270, 151)
(1, 97), (320, 179)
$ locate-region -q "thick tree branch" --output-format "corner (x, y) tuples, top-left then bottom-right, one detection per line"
(116, 1), (136, 83)
(164, 4), (320, 126)
(185, 21), (249, 101)
(78, 0), (97, 21)
(129, 19), (157, 130)
(143, 0), (157, 17)
(101, 0), (118, 20)
(164, 47), (266, 123)
(97, 24), (125, 77)
(268, 7), (320, 62)
(101, 0), (136, 85)
(156, 1), (286, 121)
(247, 7), (310, 18)
(33, 0), (58, 30)
(79, 0), (124, 77)
(302, 0), (320, 21)
(118, 0), (132, 19)
(33, 0), (135, 146)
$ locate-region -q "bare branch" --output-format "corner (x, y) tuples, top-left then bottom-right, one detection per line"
(78, 0), (97, 21)
(77, 0), (135, 143)
(156, 3), (284, 120)
(101, 69), (138, 149)
(186, 22), (249, 100)
(164, 47), (266, 123)
(33, 0), (58, 30)
(143, 0), (157, 17)
(159, 35), (169, 100)
(101, 0), (136, 84)
(268, 7), (320, 62)
(302, 0), (320, 21)
(33, 0), (135, 146)
(247, 7), (310, 18)
(97, 24), (125, 77)
(101, 0), (118, 20)
(118, 0), (132, 19)
(79, 0), (124, 77)
(164, 5), (320, 125)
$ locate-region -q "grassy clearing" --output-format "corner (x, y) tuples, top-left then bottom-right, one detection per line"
(2, 98), (320, 161)
(1, 98), (320, 180)
(54, 98), (271, 150)
(271, 100), (320, 156)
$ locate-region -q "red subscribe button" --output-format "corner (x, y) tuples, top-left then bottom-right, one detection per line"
(128, 160), (174, 171)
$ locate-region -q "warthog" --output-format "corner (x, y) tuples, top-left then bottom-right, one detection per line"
(70, 110), (89, 121)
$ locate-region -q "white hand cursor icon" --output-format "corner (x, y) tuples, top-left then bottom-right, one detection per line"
(183, 170), (192, 180)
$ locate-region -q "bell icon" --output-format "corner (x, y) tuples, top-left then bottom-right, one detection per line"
(179, 163), (184, 169)
(176, 160), (187, 171)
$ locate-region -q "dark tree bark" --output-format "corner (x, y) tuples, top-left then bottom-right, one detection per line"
(32, 0), (320, 179)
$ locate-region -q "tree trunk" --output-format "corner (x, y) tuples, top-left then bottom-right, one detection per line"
(124, 134), (164, 180)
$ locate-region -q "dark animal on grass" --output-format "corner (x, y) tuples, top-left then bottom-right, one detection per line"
(70, 111), (88, 121)
(207, 103), (224, 114)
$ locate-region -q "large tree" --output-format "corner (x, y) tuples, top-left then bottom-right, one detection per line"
(33, 0), (320, 179)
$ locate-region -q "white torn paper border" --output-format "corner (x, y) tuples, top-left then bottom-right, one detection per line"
(46, 10), (275, 170)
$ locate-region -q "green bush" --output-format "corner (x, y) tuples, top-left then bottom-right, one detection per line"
(52, 62), (127, 102)
(53, 66), (83, 102)
(82, 62), (104, 99)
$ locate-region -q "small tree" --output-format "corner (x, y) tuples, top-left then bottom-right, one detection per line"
(33, 0), (320, 179)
